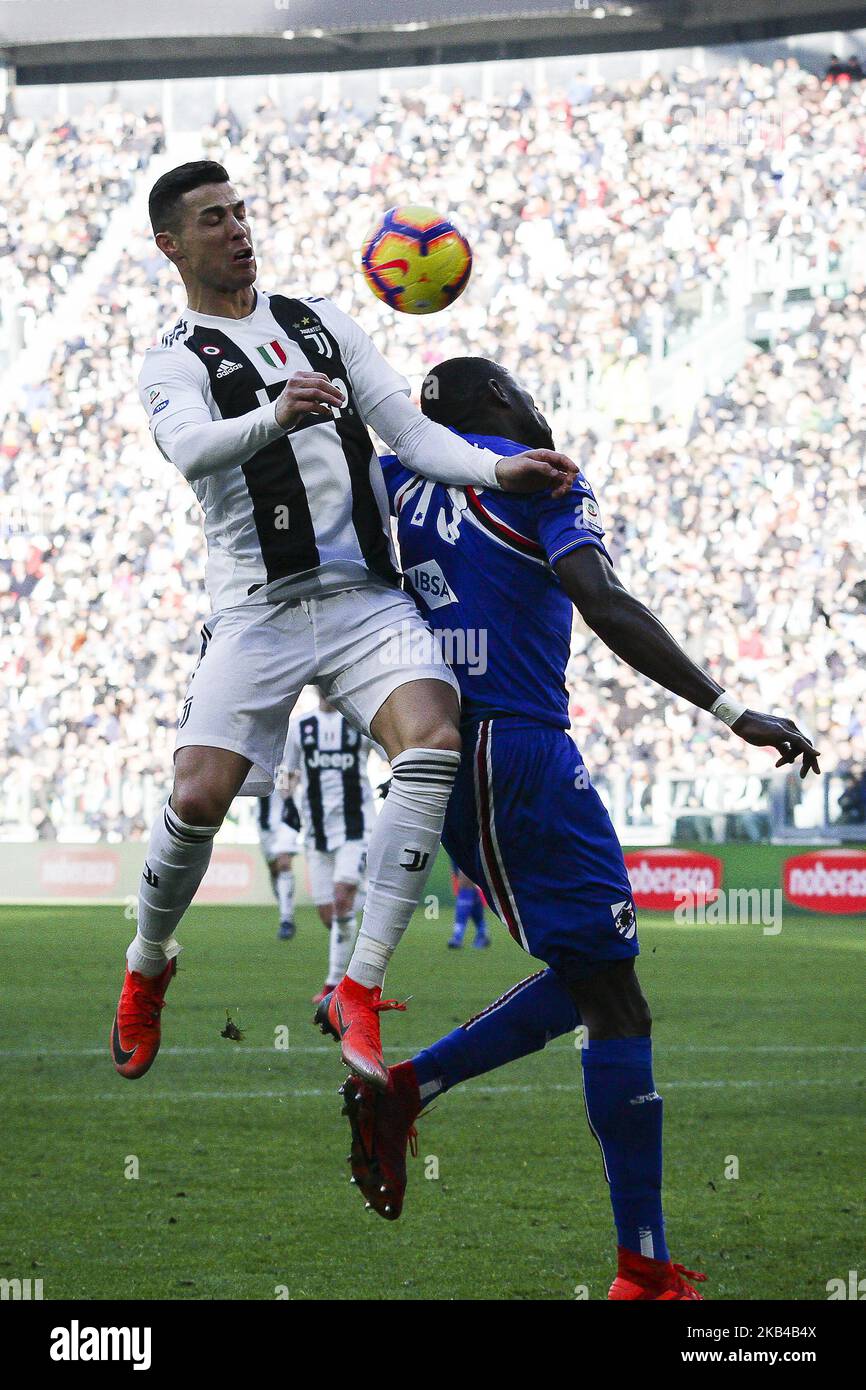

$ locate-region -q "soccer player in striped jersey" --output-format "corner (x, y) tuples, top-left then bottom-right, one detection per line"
(283, 695), (376, 1001)
(338, 356), (821, 1299)
(111, 162), (578, 1090)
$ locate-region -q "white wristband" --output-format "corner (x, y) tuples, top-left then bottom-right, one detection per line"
(710, 693), (747, 728)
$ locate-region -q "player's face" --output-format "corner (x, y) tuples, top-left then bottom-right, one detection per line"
(172, 183), (257, 291)
(502, 373), (555, 450)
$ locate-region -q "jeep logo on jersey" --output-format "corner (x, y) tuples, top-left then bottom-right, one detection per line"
(783, 849), (866, 914)
(405, 560), (457, 610)
(624, 849), (723, 912)
(305, 749), (358, 771)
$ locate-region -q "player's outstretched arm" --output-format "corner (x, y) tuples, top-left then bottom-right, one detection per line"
(367, 390), (577, 497)
(556, 546), (820, 779)
(309, 299), (577, 496)
(146, 369), (344, 482)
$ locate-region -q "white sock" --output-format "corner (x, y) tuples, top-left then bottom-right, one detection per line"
(128, 801), (219, 976)
(276, 869), (295, 923)
(327, 911), (357, 986)
(347, 747), (460, 990)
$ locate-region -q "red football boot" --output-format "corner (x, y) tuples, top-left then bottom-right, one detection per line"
(608, 1247), (707, 1300)
(314, 974), (406, 1091)
(341, 1060), (421, 1219)
(110, 958), (177, 1079)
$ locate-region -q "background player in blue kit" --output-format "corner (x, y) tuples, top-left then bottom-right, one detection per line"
(339, 356), (820, 1300)
(448, 862), (490, 950)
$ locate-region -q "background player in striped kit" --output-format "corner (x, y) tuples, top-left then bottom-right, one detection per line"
(256, 780), (302, 940)
(283, 694), (377, 1002)
(113, 161), (578, 1089)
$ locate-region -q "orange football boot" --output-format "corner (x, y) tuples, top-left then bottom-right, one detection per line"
(609, 1247), (707, 1300)
(110, 958), (176, 1079)
(314, 974), (405, 1091)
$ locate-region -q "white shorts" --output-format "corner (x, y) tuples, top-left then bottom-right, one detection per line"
(307, 841), (369, 906)
(175, 583), (458, 796)
(258, 822), (301, 862)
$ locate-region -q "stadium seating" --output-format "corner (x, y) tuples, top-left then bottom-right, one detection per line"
(1, 67), (864, 839)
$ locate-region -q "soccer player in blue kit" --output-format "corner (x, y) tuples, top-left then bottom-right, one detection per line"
(339, 356), (821, 1300)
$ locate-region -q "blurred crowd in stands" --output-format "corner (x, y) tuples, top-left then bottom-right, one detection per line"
(1, 58), (864, 838)
(0, 101), (164, 343)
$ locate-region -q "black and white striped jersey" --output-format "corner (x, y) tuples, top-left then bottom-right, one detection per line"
(285, 710), (375, 853)
(257, 791), (301, 837)
(138, 289), (405, 611)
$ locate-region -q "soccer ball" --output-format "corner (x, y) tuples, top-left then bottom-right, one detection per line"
(360, 206), (473, 315)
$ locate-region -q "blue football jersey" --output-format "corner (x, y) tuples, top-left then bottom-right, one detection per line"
(380, 432), (610, 728)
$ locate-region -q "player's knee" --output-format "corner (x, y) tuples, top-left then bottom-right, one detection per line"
(626, 988), (652, 1036)
(317, 904), (332, 929)
(403, 716), (461, 758)
(569, 961), (652, 1040)
(428, 720), (461, 755)
(170, 776), (229, 829)
(273, 853), (292, 874)
(600, 988), (651, 1039)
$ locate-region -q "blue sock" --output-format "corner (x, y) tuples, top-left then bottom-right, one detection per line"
(581, 1036), (668, 1262)
(411, 968), (579, 1105)
(470, 891), (486, 930)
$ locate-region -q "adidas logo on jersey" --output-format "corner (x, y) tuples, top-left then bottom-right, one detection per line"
(216, 359), (242, 379)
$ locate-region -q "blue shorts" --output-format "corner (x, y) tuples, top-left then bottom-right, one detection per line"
(442, 716), (638, 983)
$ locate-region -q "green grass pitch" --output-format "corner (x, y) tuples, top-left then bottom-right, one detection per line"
(1, 903), (862, 1301)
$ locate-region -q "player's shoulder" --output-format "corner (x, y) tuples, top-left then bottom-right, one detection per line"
(516, 467), (599, 514)
(138, 318), (206, 387)
(297, 293), (355, 334)
(140, 314), (194, 365)
(155, 312), (195, 352)
(296, 292), (335, 319)
(477, 467), (601, 555)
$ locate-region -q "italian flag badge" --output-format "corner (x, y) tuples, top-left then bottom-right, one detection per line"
(257, 340), (287, 368)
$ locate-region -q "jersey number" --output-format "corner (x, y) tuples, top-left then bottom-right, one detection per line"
(408, 483), (466, 545)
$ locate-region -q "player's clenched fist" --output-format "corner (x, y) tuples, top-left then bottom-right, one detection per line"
(496, 449), (579, 499)
(275, 371), (346, 430)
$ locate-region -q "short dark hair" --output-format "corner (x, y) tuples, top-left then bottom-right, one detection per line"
(148, 160), (230, 235)
(421, 356), (507, 430)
